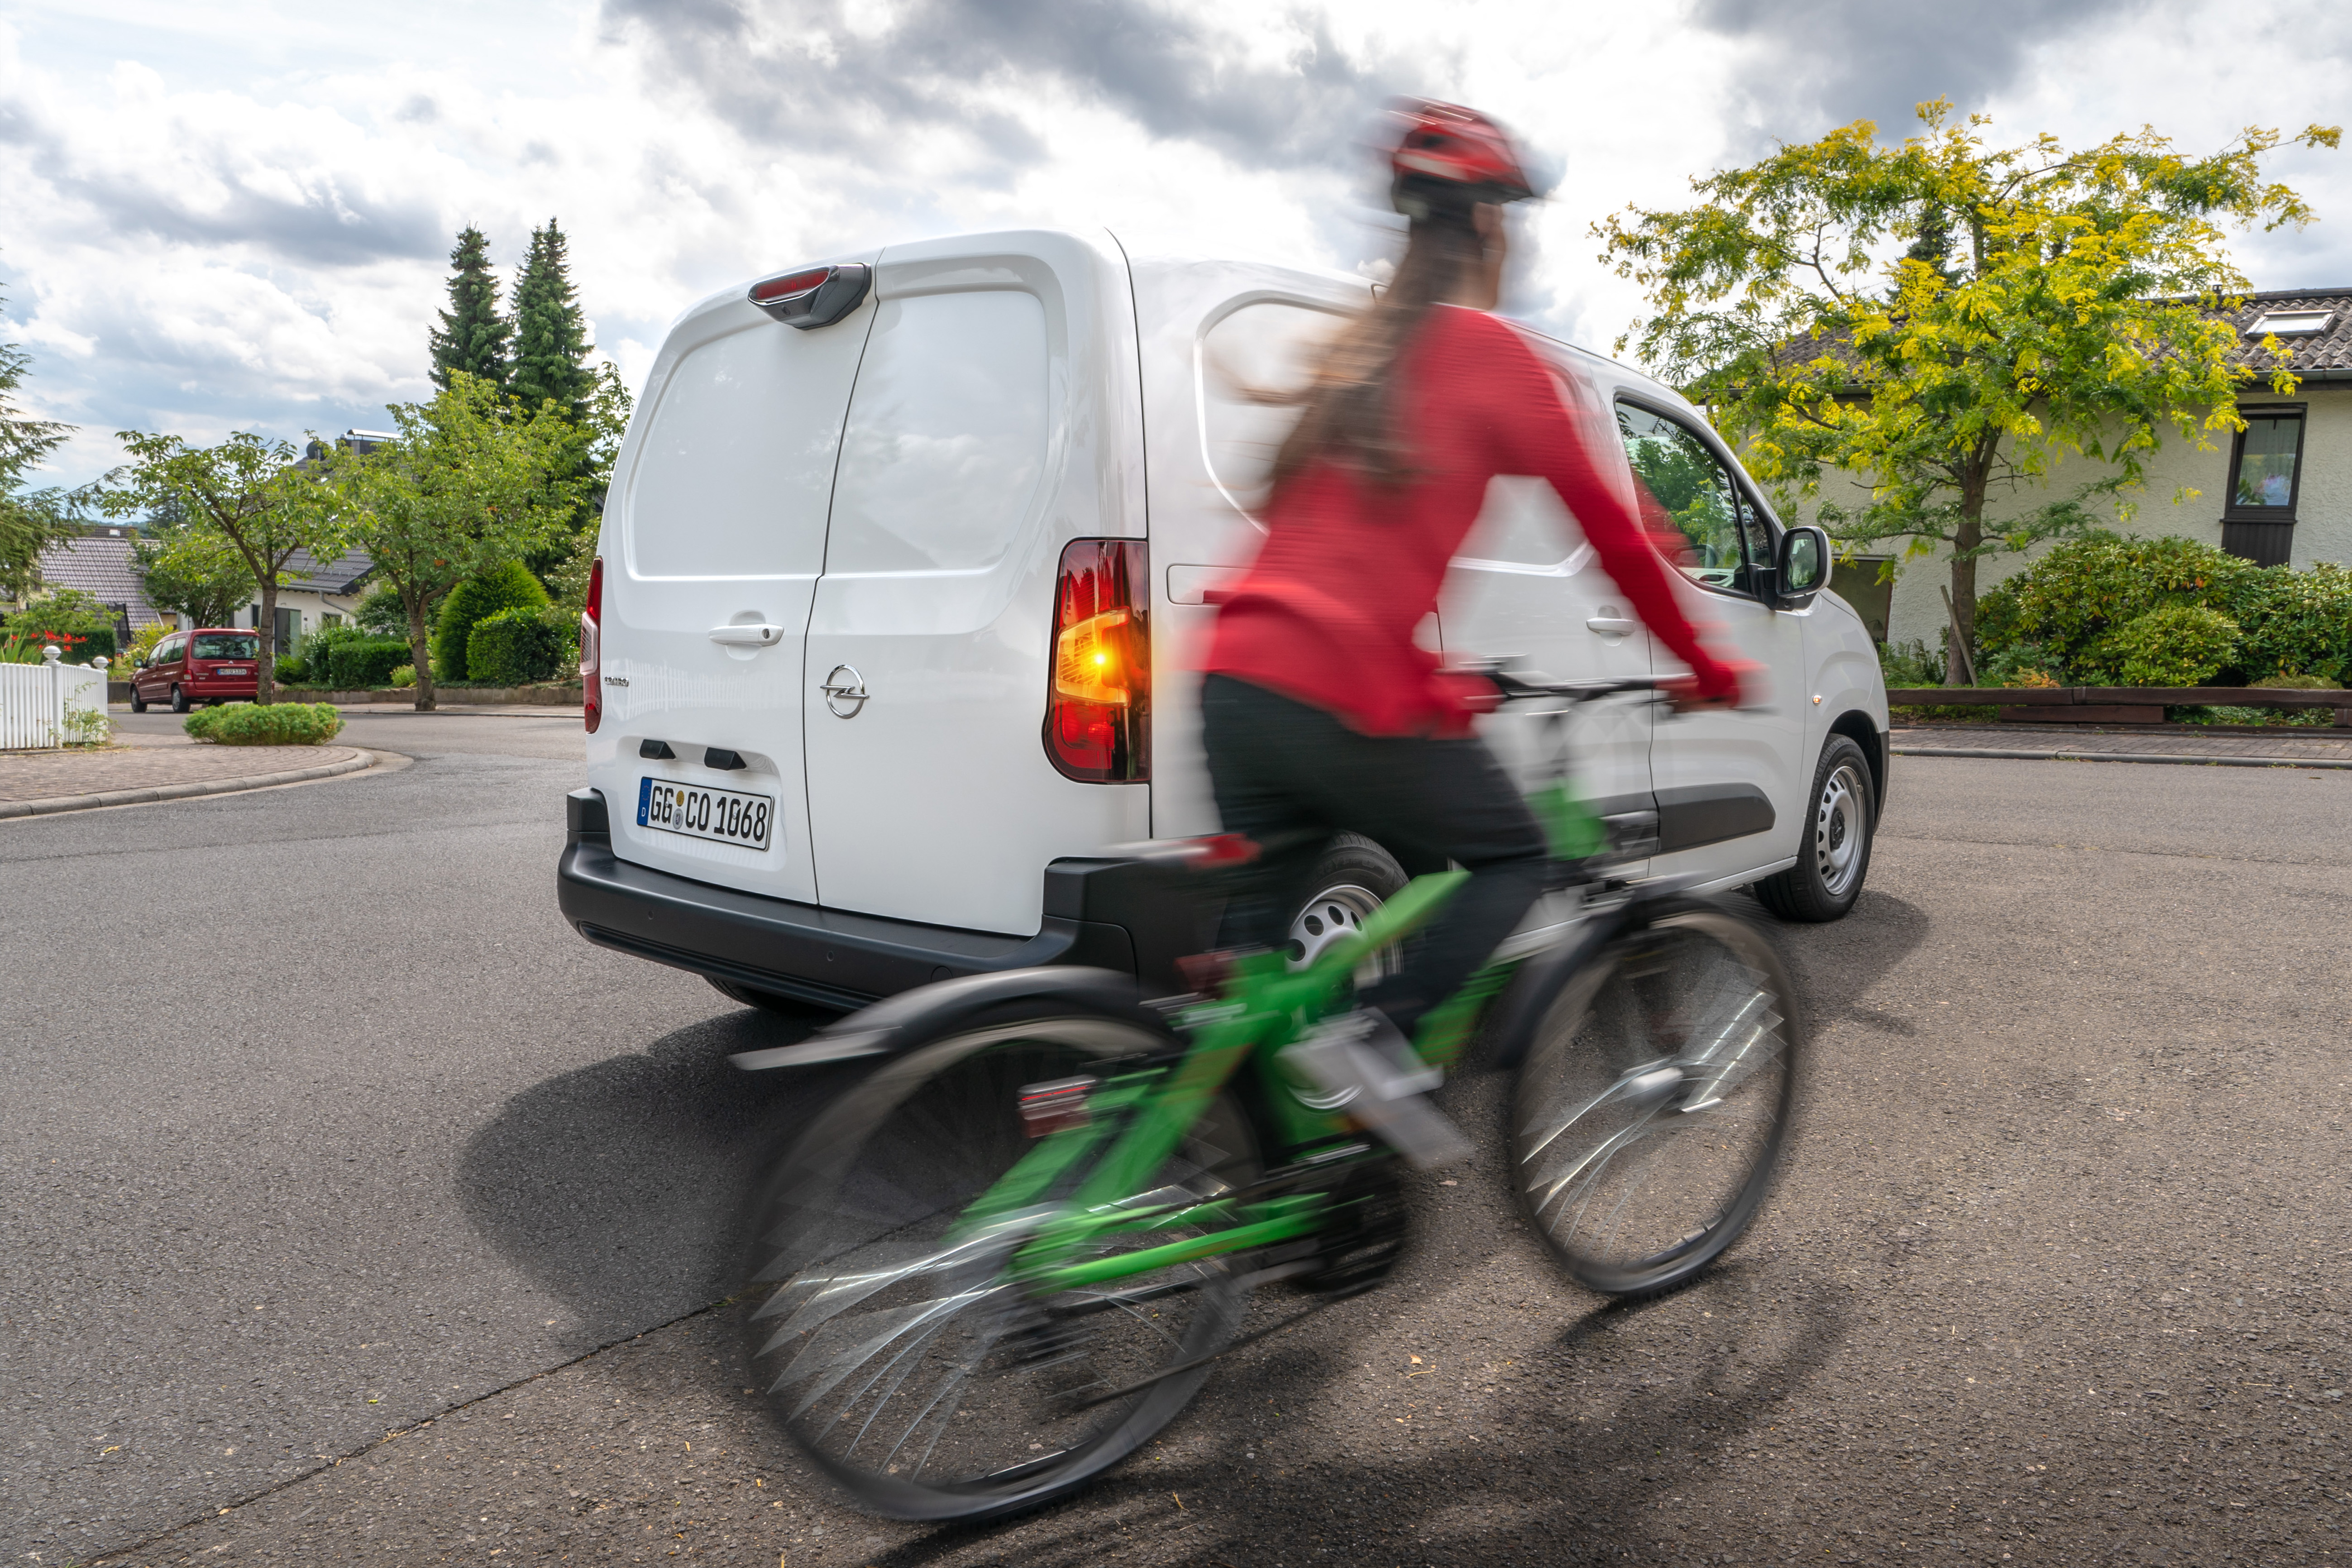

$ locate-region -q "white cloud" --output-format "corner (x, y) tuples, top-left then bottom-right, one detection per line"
(2, 0), (2346, 497)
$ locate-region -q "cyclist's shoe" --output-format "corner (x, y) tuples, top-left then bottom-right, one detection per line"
(1280, 1009), (1472, 1170)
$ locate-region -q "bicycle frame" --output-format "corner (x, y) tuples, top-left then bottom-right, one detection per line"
(945, 678), (1663, 1299)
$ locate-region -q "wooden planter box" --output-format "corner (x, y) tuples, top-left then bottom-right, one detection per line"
(1886, 688), (2352, 727)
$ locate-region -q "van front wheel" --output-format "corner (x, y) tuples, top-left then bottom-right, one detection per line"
(1753, 735), (1875, 923)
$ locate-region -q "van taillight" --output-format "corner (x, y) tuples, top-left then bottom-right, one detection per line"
(582, 555), (603, 735)
(1045, 540), (1148, 783)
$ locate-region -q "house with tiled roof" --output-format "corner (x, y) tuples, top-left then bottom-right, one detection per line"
(1816, 287), (2352, 649)
(30, 528), (165, 639)
(23, 532), (374, 652)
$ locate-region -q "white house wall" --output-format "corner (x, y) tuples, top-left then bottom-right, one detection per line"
(1789, 383), (2352, 651)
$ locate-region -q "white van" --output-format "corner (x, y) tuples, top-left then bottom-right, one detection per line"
(557, 228), (1889, 1011)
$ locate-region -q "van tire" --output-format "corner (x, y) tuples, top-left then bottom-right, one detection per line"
(129, 688), (148, 713)
(169, 685), (188, 713)
(1753, 734), (1875, 923)
(708, 975), (841, 1023)
(1285, 834), (1408, 972)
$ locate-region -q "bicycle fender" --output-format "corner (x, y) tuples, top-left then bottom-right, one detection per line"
(730, 966), (1145, 1072)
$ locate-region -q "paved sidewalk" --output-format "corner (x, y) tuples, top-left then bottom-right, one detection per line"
(0, 743), (373, 815)
(1893, 722), (2352, 767)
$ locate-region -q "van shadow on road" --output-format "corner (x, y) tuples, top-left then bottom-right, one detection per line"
(455, 1001), (867, 1343)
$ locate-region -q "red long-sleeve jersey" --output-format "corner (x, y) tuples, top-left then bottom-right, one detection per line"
(1203, 305), (1736, 738)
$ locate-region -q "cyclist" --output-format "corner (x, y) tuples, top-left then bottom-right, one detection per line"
(1200, 98), (1749, 1164)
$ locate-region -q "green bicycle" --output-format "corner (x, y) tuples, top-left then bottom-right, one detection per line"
(731, 674), (1802, 1521)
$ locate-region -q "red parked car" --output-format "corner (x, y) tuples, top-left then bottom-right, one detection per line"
(129, 627), (262, 712)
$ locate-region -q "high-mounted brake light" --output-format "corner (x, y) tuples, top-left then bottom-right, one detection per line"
(581, 555), (603, 735)
(746, 263), (871, 330)
(1045, 540), (1148, 783)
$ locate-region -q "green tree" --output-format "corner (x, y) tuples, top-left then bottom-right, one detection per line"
(90, 432), (342, 704)
(427, 226), (512, 395)
(1, 284), (77, 600)
(1600, 104), (2340, 683)
(328, 372), (582, 710)
(509, 219), (594, 422)
(133, 501), (253, 628)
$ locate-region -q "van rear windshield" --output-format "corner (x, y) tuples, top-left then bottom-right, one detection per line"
(192, 634), (259, 659)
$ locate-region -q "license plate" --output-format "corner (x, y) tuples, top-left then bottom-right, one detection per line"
(637, 777), (774, 851)
(215, 669), (248, 677)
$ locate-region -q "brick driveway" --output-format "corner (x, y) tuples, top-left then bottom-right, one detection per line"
(0, 741), (368, 806)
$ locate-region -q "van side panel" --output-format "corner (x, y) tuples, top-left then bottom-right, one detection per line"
(800, 229), (1149, 935)
(1126, 255), (1370, 840)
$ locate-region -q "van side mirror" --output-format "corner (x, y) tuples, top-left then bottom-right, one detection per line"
(1775, 526), (1831, 607)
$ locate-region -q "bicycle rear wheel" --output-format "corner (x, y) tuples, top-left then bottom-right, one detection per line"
(1510, 899), (1800, 1296)
(736, 1000), (1260, 1521)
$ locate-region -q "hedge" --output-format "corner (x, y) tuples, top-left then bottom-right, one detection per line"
(184, 702), (345, 746)
(1977, 532), (2352, 686)
(435, 561), (549, 681)
(326, 637), (414, 689)
(466, 606), (570, 687)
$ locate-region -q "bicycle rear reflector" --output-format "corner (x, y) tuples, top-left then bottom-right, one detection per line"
(747, 263), (871, 329)
(1019, 1077), (1099, 1138)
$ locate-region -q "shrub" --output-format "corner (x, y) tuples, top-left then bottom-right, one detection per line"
(435, 561), (549, 680)
(184, 701), (344, 745)
(1977, 531), (2352, 685)
(466, 606), (569, 687)
(2090, 604), (2240, 686)
(391, 664), (416, 688)
(2249, 672), (2343, 690)
(1878, 637), (1943, 688)
(326, 637), (412, 689)
(300, 624), (370, 688)
(356, 583), (408, 636)
(275, 653), (307, 684)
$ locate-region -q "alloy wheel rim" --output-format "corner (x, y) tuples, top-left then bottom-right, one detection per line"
(1813, 764), (1865, 897)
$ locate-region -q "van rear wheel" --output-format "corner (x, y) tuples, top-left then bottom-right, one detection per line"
(1284, 834), (1406, 983)
(169, 685), (188, 714)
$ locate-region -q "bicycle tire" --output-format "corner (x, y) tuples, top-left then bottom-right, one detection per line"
(1509, 897), (1800, 1297)
(735, 997), (1261, 1521)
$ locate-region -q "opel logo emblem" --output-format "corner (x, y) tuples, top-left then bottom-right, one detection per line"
(821, 664), (869, 718)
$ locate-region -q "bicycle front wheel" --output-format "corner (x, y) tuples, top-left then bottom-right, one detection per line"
(1511, 899), (1800, 1296)
(736, 1000), (1261, 1521)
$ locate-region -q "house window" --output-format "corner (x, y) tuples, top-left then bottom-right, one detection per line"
(2227, 409), (2304, 516)
(2221, 405), (2306, 567)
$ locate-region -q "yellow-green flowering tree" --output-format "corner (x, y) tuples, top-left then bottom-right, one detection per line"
(1599, 103), (2338, 683)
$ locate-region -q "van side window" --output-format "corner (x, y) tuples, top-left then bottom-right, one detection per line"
(826, 291), (1050, 574)
(1197, 300), (1351, 515)
(1615, 402), (1763, 596)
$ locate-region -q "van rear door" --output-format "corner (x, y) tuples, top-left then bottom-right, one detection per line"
(800, 230), (1149, 936)
(598, 261), (877, 905)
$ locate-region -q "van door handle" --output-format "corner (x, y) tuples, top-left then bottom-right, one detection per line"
(707, 624), (786, 647)
(1585, 617), (1637, 636)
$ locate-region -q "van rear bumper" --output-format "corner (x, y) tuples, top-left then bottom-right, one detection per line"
(557, 789), (1198, 1010)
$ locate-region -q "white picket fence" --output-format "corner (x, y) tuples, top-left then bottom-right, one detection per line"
(0, 655), (109, 750)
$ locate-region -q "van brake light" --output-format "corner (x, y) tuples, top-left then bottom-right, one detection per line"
(1045, 540), (1148, 783)
(747, 263), (871, 330)
(582, 555), (603, 735)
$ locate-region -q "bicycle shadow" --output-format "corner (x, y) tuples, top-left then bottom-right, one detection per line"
(853, 1271), (1851, 1568)
(454, 999), (865, 1342)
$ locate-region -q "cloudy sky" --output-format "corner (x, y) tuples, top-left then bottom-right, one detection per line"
(5, 0), (2347, 490)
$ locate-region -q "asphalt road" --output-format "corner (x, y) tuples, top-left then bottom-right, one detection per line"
(5, 726), (2347, 1565)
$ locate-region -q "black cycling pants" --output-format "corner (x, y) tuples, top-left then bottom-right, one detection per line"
(1199, 673), (1549, 1034)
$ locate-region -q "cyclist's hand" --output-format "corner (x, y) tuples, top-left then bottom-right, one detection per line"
(1666, 658), (1755, 713)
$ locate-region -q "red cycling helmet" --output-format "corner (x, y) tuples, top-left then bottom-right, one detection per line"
(1387, 98), (1536, 217)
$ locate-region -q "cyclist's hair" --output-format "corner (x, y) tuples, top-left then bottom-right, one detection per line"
(1265, 196), (1488, 495)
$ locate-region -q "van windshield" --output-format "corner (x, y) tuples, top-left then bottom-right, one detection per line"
(192, 634), (260, 660)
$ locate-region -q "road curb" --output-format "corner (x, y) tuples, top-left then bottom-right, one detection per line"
(0, 748), (378, 818)
(1893, 745), (2352, 770)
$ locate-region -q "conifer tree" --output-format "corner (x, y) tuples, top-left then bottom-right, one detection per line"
(427, 226), (512, 394)
(509, 219), (594, 422)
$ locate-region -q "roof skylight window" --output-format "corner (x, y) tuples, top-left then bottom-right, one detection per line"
(2247, 309), (2334, 336)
